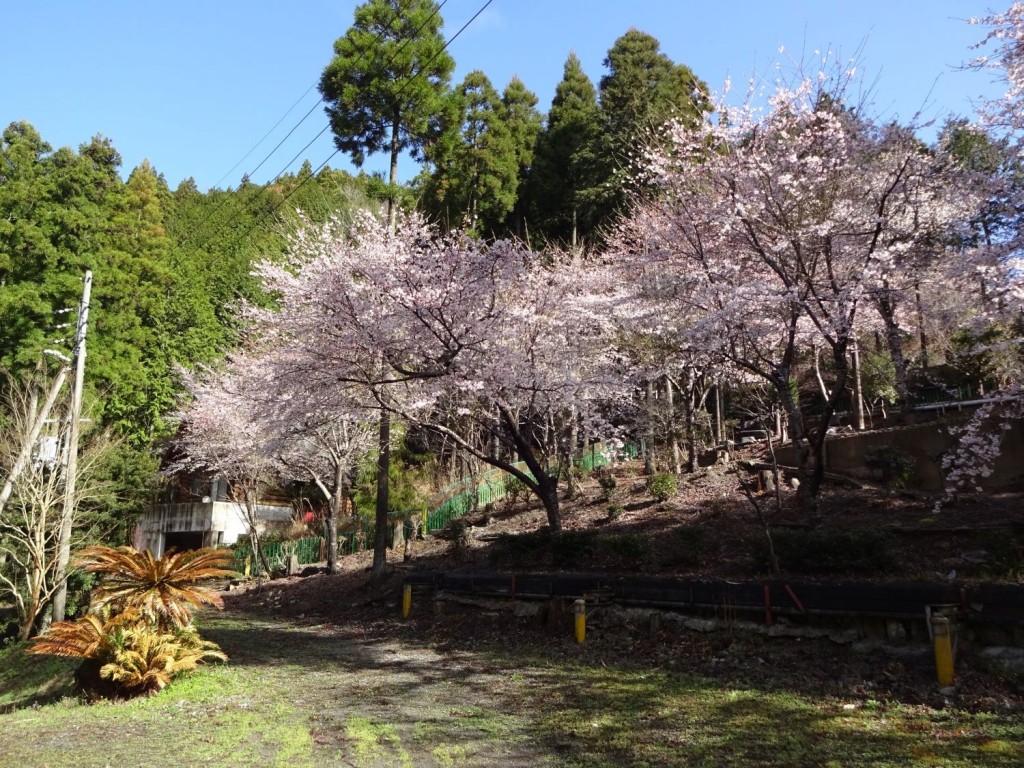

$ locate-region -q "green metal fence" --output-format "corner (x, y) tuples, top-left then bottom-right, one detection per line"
(230, 441), (635, 574)
(231, 535), (325, 577)
(426, 462), (534, 531)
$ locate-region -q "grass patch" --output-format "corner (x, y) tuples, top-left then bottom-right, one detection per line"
(0, 661), (316, 768)
(0, 640), (78, 711)
(346, 716), (413, 768)
(2, 610), (1021, 767)
(527, 659), (1024, 767)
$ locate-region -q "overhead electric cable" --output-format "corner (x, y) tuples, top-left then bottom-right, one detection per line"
(221, 0), (495, 258)
(181, 0), (428, 252)
(211, 83), (320, 191)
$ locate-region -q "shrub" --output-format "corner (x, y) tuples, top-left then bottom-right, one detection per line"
(647, 473), (677, 502)
(607, 503), (624, 520)
(564, 466), (586, 500)
(449, 518), (473, 551)
(31, 612), (226, 699)
(864, 446), (915, 487)
(596, 533), (652, 569)
(976, 529), (1024, 578)
(672, 525), (707, 567)
(77, 545), (236, 630)
(504, 476), (529, 508)
(551, 531), (598, 568)
(592, 468), (618, 500)
(764, 529), (892, 575)
(490, 530), (550, 565)
(98, 625), (226, 697)
(28, 546), (232, 700)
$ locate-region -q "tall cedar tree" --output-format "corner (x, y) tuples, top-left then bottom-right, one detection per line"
(597, 29), (710, 226)
(529, 53), (604, 248)
(424, 71), (519, 236)
(319, 1), (453, 568)
(318, 0), (455, 230)
(500, 76), (543, 239)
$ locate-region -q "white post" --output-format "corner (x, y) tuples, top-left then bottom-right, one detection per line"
(51, 270), (92, 623)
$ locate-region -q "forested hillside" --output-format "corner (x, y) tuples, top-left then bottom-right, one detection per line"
(2, 0), (1023, 641)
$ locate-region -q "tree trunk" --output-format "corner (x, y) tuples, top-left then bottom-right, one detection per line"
(666, 374), (682, 474)
(18, 567), (45, 640)
(371, 407), (390, 580)
(387, 112), (400, 234)
(537, 473), (561, 532)
(803, 342), (851, 518)
(0, 366), (69, 516)
(713, 379), (724, 445)
(813, 346), (831, 401)
(876, 292), (912, 419)
(915, 282), (930, 371)
(773, 369), (812, 508)
(851, 335), (866, 431)
(247, 494), (272, 577)
(644, 379), (656, 474)
(497, 405), (561, 532)
(326, 460), (344, 574)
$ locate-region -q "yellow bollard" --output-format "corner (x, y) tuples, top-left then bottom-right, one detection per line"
(402, 583), (412, 619)
(574, 598), (587, 644)
(932, 615), (955, 687)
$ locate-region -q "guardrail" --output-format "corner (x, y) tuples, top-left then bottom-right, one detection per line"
(403, 571), (1024, 629)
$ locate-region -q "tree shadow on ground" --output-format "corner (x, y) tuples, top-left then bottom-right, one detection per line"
(204, 600), (1024, 768)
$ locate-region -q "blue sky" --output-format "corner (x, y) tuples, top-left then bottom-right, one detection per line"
(1, 1), (1008, 191)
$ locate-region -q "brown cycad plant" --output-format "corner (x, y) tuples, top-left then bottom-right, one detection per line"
(76, 545), (236, 630)
(28, 546), (234, 699)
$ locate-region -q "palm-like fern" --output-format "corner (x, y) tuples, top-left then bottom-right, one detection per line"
(26, 609), (139, 659)
(99, 625), (227, 696)
(28, 609), (226, 698)
(76, 546), (236, 629)
(27, 615), (107, 659)
(30, 546), (234, 699)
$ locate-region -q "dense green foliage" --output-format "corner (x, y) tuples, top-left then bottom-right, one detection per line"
(529, 53), (605, 246)
(0, 119), (376, 559)
(318, 0), (455, 218)
(421, 70), (519, 235)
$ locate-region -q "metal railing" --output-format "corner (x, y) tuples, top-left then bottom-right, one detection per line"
(229, 442), (633, 575)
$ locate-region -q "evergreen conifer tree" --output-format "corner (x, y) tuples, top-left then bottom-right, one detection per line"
(319, 0), (455, 230)
(529, 53), (603, 247)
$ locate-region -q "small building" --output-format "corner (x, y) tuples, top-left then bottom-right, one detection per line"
(135, 474), (293, 556)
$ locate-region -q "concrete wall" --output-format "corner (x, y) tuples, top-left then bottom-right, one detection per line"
(774, 417), (1024, 491)
(136, 500), (294, 555)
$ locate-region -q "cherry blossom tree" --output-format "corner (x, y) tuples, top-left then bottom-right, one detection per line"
(170, 361), (282, 575)
(250, 213), (624, 537)
(254, 352), (375, 573)
(933, 6), (1024, 502)
(971, 4), (1024, 138)
(611, 74), (972, 512)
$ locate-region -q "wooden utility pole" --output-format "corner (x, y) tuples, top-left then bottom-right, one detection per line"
(51, 270), (92, 623)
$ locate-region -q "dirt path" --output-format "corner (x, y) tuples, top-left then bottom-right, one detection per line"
(2, 594), (1023, 767)
(201, 610), (561, 768)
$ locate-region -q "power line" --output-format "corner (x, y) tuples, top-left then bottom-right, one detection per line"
(211, 83), (320, 191)
(221, 0), (493, 257)
(181, 0), (430, 253)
